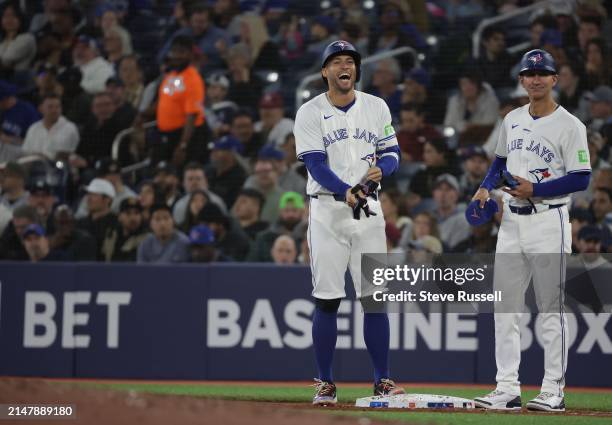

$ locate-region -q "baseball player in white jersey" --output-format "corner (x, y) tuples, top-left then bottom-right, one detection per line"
(472, 49), (591, 412)
(294, 40), (404, 405)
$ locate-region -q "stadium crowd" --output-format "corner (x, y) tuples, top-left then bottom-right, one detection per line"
(0, 0), (610, 264)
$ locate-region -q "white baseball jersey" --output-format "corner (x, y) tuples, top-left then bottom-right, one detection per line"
(294, 91), (398, 299)
(294, 90), (399, 195)
(495, 104), (591, 207)
(491, 103), (590, 398)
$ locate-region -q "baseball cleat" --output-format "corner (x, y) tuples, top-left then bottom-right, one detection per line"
(373, 378), (405, 396)
(474, 390), (522, 410)
(312, 379), (337, 406)
(526, 392), (565, 412)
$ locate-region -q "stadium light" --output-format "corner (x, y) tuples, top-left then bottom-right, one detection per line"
(443, 127), (455, 137)
(302, 90), (311, 99)
(267, 72), (279, 83)
(426, 35), (438, 46)
(363, 0), (375, 9)
(320, 0), (331, 9)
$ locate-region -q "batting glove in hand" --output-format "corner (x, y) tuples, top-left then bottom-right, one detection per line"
(349, 180), (378, 220)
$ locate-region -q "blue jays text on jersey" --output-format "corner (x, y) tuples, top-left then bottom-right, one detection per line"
(506, 138), (555, 163)
(322, 127), (378, 148)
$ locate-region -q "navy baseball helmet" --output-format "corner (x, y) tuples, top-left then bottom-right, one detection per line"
(465, 199), (499, 226)
(321, 40), (361, 84)
(518, 49), (557, 76)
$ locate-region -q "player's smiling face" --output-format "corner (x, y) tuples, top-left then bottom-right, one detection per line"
(519, 71), (558, 100)
(323, 54), (356, 93)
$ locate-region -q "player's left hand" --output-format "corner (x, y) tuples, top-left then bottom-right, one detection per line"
(366, 166), (382, 183)
(502, 175), (533, 199)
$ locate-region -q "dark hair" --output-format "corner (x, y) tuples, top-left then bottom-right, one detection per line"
(182, 189), (209, 232)
(341, 22), (361, 40)
(150, 203), (173, 217)
(184, 161), (205, 174)
(460, 68), (483, 88)
(231, 108), (254, 123)
(186, 2), (211, 18)
(425, 138), (449, 157)
(482, 25), (504, 41)
(595, 186), (612, 201)
(580, 15), (603, 30)
(13, 205), (40, 222)
(0, 2), (28, 38)
(401, 102), (425, 115)
(585, 37), (608, 55)
(171, 34), (195, 51)
(198, 202), (229, 228)
(238, 188), (265, 211)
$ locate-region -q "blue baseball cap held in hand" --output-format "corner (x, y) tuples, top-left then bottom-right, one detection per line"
(465, 199), (499, 226)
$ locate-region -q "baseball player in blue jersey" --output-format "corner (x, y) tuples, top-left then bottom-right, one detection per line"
(471, 49), (591, 412)
(294, 40), (404, 405)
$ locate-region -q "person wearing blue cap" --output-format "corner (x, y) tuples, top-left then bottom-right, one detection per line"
(0, 80), (40, 163)
(207, 135), (247, 208)
(188, 224), (228, 262)
(22, 223), (66, 262)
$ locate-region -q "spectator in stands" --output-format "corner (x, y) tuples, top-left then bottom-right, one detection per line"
(303, 15), (337, 71)
(226, 43), (264, 113)
(584, 38), (610, 90)
(452, 221), (497, 253)
(118, 55), (143, 109)
(35, 7), (78, 70)
(0, 80), (40, 162)
(380, 189), (411, 233)
(76, 178), (117, 260)
(570, 208), (593, 253)
(246, 157), (284, 224)
(431, 174), (470, 250)
(401, 68), (445, 124)
(28, 178), (57, 227)
(102, 197), (147, 262)
(255, 92), (293, 148)
(458, 145), (489, 203)
(588, 131), (611, 173)
(245, 145), (305, 195)
(369, 2), (425, 56)
(159, 3), (230, 71)
(0, 161), (29, 211)
(368, 58), (402, 120)
(400, 211), (439, 249)
(180, 189), (208, 233)
(592, 187), (612, 231)
(105, 76), (136, 130)
(138, 180), (164, 223)
(188, 223), (228, 262)
(22, 94), (80, 160)
(72, 35), (115, 95)
(0, 204), (12, 237)
(155, 35), (208, 166)
(205, 73), (237, 137)
(231, 188), (268, 240)
(207, 135), (247, 209)
(137, 203), (190, 263)
(408, 139), (456, 200)
(576, 226), (604, 263)
(30, 0), (71, 33)
(73, 91), (122, 169)
(271, 234), (297, 264)
(173, 161), (226, 224)
(33, 64), (63, 103)
(22, 223), (67, 262)
(475, 26), (513, 89)
(397, 102), (441, 163)
(95, 158), (137, 214)
(0, 3), (36, 80)
(211, 0), (240, 29)
(587, 86), (612, 133)
(231, 109), (264, 162)
(48, 204), (96, 261)
(577, 15), (602, 61)
(238, 14), (282, 72)
(280, 133), (306, 180)
(100, 6), (132, 55)
(443, 69), (499, 143)
(153, 161), (181, 208)
(0, 204), (38, 260)
(557, 62), (590, 122)
(198, 202), (250, 261)
(56, 66), (90, 129)
(247, 191), (306, 262)
(103, 26), (129, 67)
(277, 14), (304, 65)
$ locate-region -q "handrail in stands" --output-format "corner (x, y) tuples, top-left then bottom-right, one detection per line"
(111, 120), (157, 174)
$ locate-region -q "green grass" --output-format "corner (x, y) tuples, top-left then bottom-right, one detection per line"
(78, 382), (612, 425)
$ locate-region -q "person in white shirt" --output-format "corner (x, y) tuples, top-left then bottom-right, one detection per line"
(254, 92), (294, 147)
(72, 35), (115, 94)
(22, 94), (79, 160)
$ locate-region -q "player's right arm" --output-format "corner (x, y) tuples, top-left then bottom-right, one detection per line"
(472, 115), (509, 207)
(294, 104), (353, 202)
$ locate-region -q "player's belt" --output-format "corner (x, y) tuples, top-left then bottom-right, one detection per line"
(508, 203), (565, 215)
(309, 192), (378, 202)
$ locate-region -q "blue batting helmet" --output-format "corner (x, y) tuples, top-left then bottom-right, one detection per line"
(321, 40), (361, 83)
(518, 49), (557, 76)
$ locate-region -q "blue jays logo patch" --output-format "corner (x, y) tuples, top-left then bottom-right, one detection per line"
(361, 153), (376, 167)
(528, 53), (543, 65)
(529, 167), (551, 183)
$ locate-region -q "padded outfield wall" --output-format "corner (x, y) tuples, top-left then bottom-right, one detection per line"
(0, 262), (610, 386)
